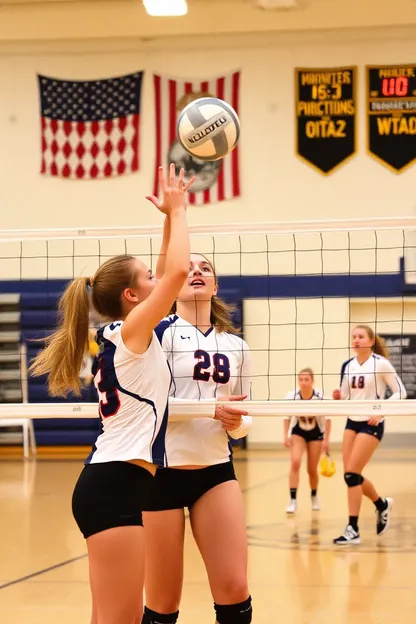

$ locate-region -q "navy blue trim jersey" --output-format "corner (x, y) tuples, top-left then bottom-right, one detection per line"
(86, 321), (171, 467)
(340, 354), (406, 420)
(156, 315), (253, 466)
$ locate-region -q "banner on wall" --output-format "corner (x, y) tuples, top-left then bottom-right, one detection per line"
(380, 334), (416, 399)
(366, 64), (416, 173)
(295, 66), (357, 175)
(153, 71), (241, 205)
(38, 72), (143, 179)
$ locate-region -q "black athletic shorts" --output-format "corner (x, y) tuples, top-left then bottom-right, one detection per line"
(291, 423), (323, 443)
(72, 461), (154, 539)
(345, 418), (384, 441)
(142, 460), (237, 512)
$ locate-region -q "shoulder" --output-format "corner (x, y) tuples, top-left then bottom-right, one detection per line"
(154, 314), (179, 344)
(341, 357), (355, 373)
(373, 354), (393, 370)
(286, 390), (298, 400)
(313, 389), (323, 400)
(98, 321), (123, 345)
(219, 331), (250, 351)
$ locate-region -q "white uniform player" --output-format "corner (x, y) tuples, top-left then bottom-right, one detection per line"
(340, 354), (406, 415)
(156, 314), (252, 466)
(285, 389), (325, 436)
(142, 252), (253, 624)
(333, 324), (407, 546)
(283, 368), (331, 515)
(87, 322), (171, 466)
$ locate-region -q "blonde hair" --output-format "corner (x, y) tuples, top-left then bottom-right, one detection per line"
(298, 367), (314, 381)
(30, 255), (138, 397)
(171, 254), (239, 334)
(353, 324), (389, 359)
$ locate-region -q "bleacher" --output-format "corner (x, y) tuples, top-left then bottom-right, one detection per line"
(0, 280), (99, 447)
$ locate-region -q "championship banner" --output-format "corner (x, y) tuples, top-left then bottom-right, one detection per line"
(367, 64), (416, 173)
(153, 72), (241, 205)
(295, 66), (357, 175)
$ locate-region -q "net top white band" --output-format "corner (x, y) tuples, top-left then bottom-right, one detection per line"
(0, 216), (415, 242)
(0, 400), (413, 420)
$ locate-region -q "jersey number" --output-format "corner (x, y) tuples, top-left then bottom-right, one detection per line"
(95, 365), (121, 418)
(193, 350), (230, 384)
(351, 375), (365, 389)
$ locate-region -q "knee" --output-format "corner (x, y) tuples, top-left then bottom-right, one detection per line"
(291, 459), (301, 472)
(217, 578), (249, 605)
(344, 472), (364, 487)
(214, 596), (252, 624)
(307, 465), (318, 478)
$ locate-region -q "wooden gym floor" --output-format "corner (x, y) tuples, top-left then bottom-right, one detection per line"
(1, 447), (416, 624)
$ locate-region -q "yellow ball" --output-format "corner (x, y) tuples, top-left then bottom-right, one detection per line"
(319, 453), (336, 478)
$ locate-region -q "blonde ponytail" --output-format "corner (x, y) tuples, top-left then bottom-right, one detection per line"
(30, 278), (91, 397)
(210, 295), (240, 334)
(30, 254), (139, 397)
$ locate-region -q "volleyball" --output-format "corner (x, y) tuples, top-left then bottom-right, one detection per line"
(177, 97), (240, 162)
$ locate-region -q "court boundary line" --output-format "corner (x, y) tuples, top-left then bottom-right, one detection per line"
(0, 554), (87, 591)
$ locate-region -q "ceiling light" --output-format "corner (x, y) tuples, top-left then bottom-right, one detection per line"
(143, 0), (188, 16)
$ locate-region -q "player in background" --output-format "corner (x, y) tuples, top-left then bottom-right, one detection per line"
(141, 241), (253, 623)
(284, 368), (331, 514)
(31, 165), (194, 624)
(332, 324), (407, 545)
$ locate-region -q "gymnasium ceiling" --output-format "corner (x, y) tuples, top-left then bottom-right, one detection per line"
(0, 0), (415, 44)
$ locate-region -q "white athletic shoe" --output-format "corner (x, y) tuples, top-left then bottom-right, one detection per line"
(376, 497), (393, 535)
(286, 499), (297, 514)
(311, 495), (320, 511)
(333, 524), (361, 545)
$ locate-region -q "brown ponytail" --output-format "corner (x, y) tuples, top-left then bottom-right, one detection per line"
(354, 325), (390, 359)
(30, 254), (138, 396)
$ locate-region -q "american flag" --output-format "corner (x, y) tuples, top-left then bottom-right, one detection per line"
(153, 72), (241, 205)
(38, 72), (143, 179)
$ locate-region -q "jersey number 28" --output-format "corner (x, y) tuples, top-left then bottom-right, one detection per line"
(193, 350), (230, 384)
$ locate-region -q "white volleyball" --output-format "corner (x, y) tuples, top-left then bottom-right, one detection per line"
(177, 97), (240, 162)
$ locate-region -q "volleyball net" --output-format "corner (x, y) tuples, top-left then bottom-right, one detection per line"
(0, 216), (415, 441)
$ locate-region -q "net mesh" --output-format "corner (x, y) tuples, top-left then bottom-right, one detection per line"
(0, 218), (415, 420)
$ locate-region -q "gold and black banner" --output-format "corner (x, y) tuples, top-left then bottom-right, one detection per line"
(367, 64), (416, 173)
(295, 66), (357, 175)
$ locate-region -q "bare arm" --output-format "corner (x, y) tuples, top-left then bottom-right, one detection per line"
(122, 165), (194, 354)
(283, 418), (290, 443)
(156, 216), (170, 280)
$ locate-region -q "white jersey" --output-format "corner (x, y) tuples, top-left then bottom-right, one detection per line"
(340, 354), (407, 421)
(284, 389), (326, 434)
(86, 322), (171, 466)
(156, 315), (253, 466)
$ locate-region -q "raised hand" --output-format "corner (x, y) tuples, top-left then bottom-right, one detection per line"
(146, 164), (196, 215)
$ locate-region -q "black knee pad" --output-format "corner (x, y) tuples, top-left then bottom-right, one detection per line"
(214, 596), (252, 624)
(142, 607), (179, 624)
(344, 472), (364, 487)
